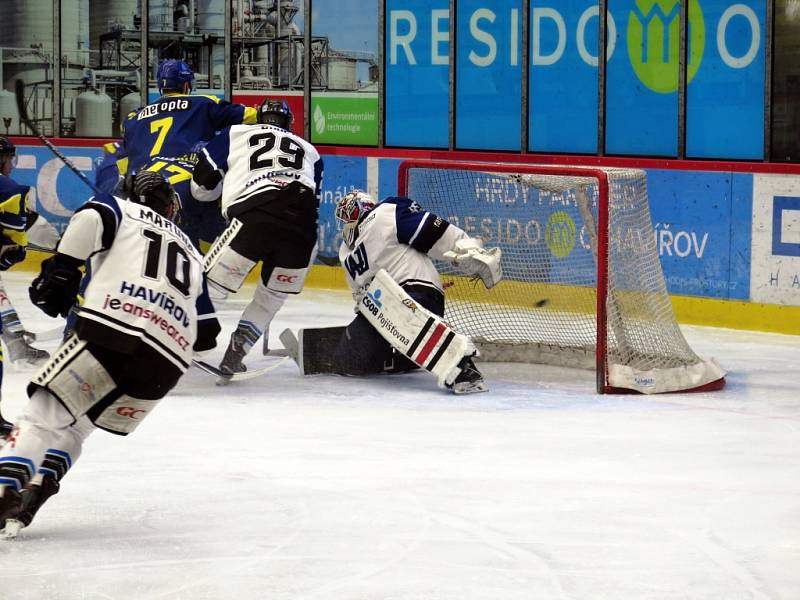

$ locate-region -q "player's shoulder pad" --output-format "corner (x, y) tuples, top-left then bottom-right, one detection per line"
(79, 192), (123, 224)
(381, 196), (425, 213)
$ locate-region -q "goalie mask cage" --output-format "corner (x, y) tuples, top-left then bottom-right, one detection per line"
(398, 160), (725, 394)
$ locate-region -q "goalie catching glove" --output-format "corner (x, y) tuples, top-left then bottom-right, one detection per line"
(442, 238), (502, 289)
(29, 254), (83, 318)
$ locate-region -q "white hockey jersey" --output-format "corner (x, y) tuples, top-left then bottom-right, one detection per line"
(59, 194), (209, 371)
(338, 196), (468, 296)
(191, 123), (322, 217)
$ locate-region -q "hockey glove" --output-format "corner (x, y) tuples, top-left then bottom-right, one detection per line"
(442, 238), (503, 289)
(0, 245), (26, 270)
(29, 254), (83, 318)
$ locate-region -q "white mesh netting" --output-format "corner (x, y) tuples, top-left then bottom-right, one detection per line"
(402, 162), (725, 393)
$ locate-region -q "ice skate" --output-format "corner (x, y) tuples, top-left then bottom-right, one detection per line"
(0, 487), (22, 539)
(448, 356), (488, 395)
(3, 329), (50, 367)
(16, 475), (60, 530)
(217, 330), (248, 385)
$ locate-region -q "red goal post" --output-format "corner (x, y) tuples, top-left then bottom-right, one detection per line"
(397, 159), (726, 394)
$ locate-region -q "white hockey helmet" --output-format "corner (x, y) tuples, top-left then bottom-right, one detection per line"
(335, 190), (376, 247)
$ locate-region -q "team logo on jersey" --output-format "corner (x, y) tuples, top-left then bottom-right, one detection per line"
(402, 298), (418, 313)
(116, 407), (147, 419)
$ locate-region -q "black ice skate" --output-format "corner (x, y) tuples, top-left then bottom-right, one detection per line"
(217, 330), (249, 385)
(16, 475), (60, 530)
(448, 356), (489, 395)
(0, 487), (23, 540)
(3, 329), (50, 366)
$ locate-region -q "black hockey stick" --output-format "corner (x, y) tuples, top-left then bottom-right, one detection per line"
(14, 79), (102, 196)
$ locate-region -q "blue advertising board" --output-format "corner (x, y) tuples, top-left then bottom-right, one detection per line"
(685, 0), (765, 159)
(529, 0), (600, 154)
(455, 0), (522, 151)
(385, 0), (450, 148)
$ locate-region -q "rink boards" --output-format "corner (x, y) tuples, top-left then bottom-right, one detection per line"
(8, 140), (800, 335)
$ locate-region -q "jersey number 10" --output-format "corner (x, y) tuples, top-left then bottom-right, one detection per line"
(142, 229), (192, 296)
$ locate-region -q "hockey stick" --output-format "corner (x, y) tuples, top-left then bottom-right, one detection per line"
(14, 79), (102, 196)
(192, 355), (289, 382)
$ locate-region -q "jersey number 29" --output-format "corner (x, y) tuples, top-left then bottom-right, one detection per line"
(248, 132), (304, 171)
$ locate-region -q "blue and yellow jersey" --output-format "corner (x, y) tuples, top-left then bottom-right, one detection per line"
(122, 93), (257, 174)
(95, 141), (129, 195)
(0, 174), (31, 255)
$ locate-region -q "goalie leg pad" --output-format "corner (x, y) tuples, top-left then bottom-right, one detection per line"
(358, 269), (476, 388)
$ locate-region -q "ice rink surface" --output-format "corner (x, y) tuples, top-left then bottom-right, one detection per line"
(1, 272), (798, 600)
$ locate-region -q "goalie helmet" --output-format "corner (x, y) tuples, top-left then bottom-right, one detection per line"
(335, 190), (376, 247)
(257, 99), (293, 130)
(0, 137), (17, 170)
(157, 59), (194, 94)
(130, 170), (181, 222)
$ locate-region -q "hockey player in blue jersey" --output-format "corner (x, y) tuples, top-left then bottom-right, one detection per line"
(122, 59), (257, 175)
(191, 99), (323, 379)
(0, 138), (57, 443)
(121, 59), (254, 248)
(0, 170), (221, 539)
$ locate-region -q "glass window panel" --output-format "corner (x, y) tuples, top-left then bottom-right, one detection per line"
(686, 0), (765, 159)
(230, 0), (306, 137)
(148, 0), (225, 104)
(529, 0), (599, 153)
(60, 0), (141, 138)
(1, 1), (55, 136)
(455, 0), (522, 151)
(310, 0), (380, 146)
(772, 0), (800, 162)
(385, 0), (450, 148)
(605, 0), (679, 156)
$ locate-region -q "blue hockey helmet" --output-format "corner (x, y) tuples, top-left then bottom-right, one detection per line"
(257, 99), (293, 130)
(0, 137), (17, 170)
(157, 59), (194, 93)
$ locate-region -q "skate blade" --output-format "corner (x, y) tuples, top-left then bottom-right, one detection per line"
(452, 380), (489, 395)
(1, 519), (23, 540)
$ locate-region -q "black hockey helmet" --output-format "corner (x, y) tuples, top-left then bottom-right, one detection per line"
(0, 137), (17, 169)
(130, 170), (181, 222)
(257, 99), (293, 130)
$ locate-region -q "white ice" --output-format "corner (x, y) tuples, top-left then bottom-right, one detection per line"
(0, 272), (798, 600)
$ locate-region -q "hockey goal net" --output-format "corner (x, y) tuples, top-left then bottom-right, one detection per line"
(398, 160), (725, 394)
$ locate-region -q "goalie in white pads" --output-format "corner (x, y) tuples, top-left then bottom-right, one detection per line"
(283, 191), (502, 394)
(0, 171), (220, 539)
(191, 99), (323, 378)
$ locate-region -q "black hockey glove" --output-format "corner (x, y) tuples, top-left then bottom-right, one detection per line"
(0, 245), (26, 270)
(29, 254), (83, 318)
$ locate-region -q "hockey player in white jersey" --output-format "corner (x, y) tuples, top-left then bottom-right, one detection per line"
(191, 99), (323, 378)
(283, 190), (502, 394)
(0, 171), (220, 539)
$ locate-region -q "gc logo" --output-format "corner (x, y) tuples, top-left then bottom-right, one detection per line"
(116, 407), (146, 419)
(276, 274), (298, 283)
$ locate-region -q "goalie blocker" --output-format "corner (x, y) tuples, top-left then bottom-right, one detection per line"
(286, 269), (487, 394)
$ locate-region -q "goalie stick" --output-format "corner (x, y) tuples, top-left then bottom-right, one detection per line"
(14, 79), (102, 196)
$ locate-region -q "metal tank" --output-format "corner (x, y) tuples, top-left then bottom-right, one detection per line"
(327, 57), (357, 90)
(149, 0), (176, 32)
(75, 90), (113, 137)
(197, 0), (225, 88)
(90, 0), (140, 51)
(119, 91), (141, 122)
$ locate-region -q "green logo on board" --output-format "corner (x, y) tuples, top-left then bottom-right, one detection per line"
(545, 211), (577, 258)
(627, 0), (705, 93)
